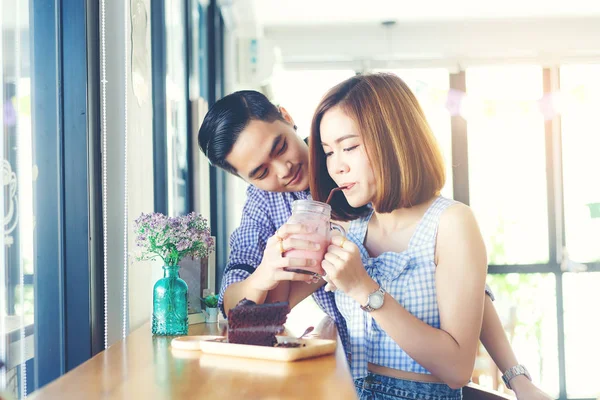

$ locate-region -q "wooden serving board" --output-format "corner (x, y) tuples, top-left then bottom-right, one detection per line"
(171, 335), (337, 362)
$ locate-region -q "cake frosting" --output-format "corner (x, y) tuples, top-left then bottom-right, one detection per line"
(227, 298), (289, 346)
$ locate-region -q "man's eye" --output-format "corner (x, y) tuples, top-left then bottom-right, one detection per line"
(257, 169), (268, 180)
(278, 141), (287, 155)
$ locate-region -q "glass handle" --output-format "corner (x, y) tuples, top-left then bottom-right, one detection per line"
(330, 222), (346, 238)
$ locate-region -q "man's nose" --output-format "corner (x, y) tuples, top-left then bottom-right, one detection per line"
(275, 161), (293, 179)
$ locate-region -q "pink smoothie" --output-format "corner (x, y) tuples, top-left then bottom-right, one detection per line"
(283, 232), (329, 275)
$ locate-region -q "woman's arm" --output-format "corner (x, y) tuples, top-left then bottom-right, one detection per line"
(480, 296), (518, 373)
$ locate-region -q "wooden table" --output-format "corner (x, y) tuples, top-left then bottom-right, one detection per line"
(27, 314), (510, 400)
(28, 316), (357, 400)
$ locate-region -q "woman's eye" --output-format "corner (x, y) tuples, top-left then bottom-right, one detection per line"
(324, 151), (333, 158)
(344, 145), (359, 152)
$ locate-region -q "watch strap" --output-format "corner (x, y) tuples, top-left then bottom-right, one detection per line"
(502, 364), (531, 390)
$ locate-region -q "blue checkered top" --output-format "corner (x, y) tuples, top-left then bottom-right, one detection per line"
(336, 196), (457, 379)
(217, 185), (351, 355)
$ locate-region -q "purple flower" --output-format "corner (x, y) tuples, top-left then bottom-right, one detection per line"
(132, 211), (214, 266)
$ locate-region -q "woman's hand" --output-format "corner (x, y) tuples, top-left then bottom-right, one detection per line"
(322, 275), (337, 292)
(321, 235), (376, 302)
(510, 376), (554, 400)
(249, 223), (321, 292)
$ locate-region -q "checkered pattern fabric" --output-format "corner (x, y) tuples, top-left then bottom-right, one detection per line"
(217, 185), (351, 355)
(336, 196), (458, 379)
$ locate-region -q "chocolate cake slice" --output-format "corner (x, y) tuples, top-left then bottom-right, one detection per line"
(227, 298), (289, 346)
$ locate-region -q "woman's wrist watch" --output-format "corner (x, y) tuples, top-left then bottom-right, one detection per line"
(360, 286), (385, 312)
(502, 364), (532, 390)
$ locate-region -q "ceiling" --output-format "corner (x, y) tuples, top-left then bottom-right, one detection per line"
(250, 0), (600, 27)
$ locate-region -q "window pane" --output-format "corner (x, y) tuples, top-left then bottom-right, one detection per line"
(165, 0), (189, 216)
(466, 66), (549, 265)
(563, 272), (600, 398)
(375, 69), (453, 198)
(559, 65), (600, 263)
(485, 274), (559, 397)
(2, 0), (36, 397)
(270, 69), (355, 139)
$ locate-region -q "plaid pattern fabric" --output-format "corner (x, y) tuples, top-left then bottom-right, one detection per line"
(217, 185), (351, 355)
(336, 196), (458, 379)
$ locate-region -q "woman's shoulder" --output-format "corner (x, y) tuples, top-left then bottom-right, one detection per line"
(434, 200), (486, 265)
(437, 201), (481, 244)
(440, 200), (472, 218)
(438, 201), (480, 238)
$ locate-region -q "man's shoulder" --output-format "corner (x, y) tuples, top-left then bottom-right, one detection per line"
(246, 185), (309, 205)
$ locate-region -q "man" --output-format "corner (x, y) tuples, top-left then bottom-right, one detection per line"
(197, 90), (351, 354)
(198, 90), (549, 397)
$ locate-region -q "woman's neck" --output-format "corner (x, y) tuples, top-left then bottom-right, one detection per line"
(371, 196), (437, 235)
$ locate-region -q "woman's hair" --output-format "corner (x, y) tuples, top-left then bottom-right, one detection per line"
(309, 73), (446, 221)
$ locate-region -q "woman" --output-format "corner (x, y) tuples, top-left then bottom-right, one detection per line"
(305, 73), (544, 399)
(198, 87), (551, 399)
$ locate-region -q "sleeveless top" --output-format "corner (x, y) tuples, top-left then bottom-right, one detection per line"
(335, 196), (457, 379)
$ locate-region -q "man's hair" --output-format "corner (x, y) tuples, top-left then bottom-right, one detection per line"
(197, 90), (285, 175)
(309, 73), (446, 221)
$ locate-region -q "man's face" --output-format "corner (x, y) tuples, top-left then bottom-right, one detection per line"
(225, 118), (310, 193)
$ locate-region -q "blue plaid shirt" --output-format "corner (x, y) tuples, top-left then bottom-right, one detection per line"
(217, 185), (351, 356)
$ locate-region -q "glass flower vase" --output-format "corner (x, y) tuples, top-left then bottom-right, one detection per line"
(152, 265), (188, 335)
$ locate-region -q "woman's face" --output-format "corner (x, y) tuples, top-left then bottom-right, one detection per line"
(319, 106), (376, 208)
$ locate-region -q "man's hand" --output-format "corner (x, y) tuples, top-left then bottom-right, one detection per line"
(248, 223), (322, 291)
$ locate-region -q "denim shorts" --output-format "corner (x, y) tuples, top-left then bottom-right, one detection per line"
(354, 372), (462, 400)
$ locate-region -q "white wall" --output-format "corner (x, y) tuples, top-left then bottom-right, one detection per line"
(264, 17), (600, 70)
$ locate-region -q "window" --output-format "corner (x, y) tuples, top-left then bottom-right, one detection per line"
(559, 64), (600, 399)
(486, 274), (559, 397)
(560, 65), (600, 264)
(2, 1), (35, 397)
(465, 64), (600, 399)
(466, 66), (549, 266)
(165, 0), (189, 216)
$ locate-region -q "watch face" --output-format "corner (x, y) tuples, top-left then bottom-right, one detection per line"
(370, 292), (384, 309)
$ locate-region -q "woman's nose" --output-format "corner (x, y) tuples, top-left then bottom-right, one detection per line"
(333, 156), (349, 174)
